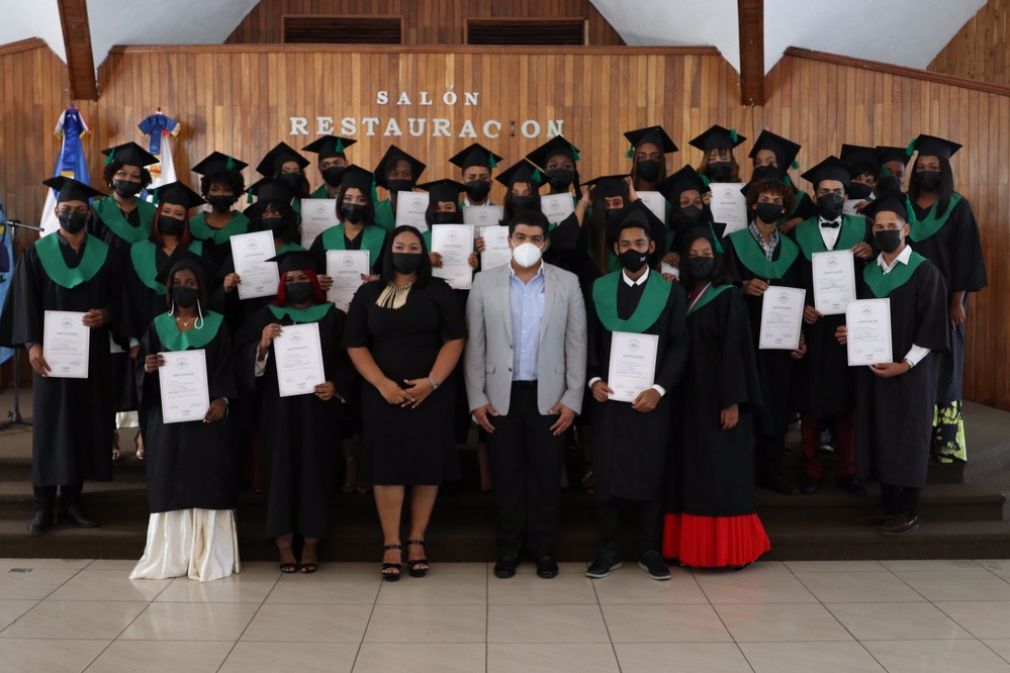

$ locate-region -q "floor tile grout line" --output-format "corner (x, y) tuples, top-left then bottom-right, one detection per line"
(348, 572), (382, 673)
(928, 600), (1010, 666)
(589, 573), (625, 673)
(484, 562), (489, 673)
(0, 558), (96, 638)
(211, 569), (284, 673)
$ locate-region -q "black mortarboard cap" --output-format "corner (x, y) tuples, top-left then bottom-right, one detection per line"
(581, 174), (629, 199)
(43, 176), (106, 203)
(266, 247), (316, 273)
(749, 130), (801, 169)
(688, 125), (746, 152)
(302, 135), (357, 160)
(657, 165), (709, 202)
(149, 181), (206, 209)
(373, 145), (426, 188)
(525, 135), (580, 169)
(623, 126), (678, 156)
(449, 143), (502, 170)
(255, 142), (309, 177)
(338, 165), (374, 193)
(191, 151), (247, 176)
(907, 134), (961, 161)
(494, 160), (544, 188)
(800, 156), (852, 188)
(101, 142), (158, 168)
(419, 179), (467, 204)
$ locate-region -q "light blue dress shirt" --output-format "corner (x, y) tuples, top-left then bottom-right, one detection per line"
(509, 264), (545, 381)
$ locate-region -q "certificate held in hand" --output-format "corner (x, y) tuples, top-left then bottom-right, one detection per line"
(846, 298), (893, 366)
(463, 205), (504, 227)
(42, 310), (90, 379)
(325, 250), (370, 312)
(230, 231), (280, 300)
(477, 225), (511, 270)
(708, 182), (748, 235)
(811, 250), (857, 316)
(540, 193), (575, 225)
(758, 286), (805, 350)
(431, 224), (475, 290)
(273, 322), (326, 397)
(159, 350), (210, 424)
(394, 192), (430, 231)
(607, 332), (659, 403)
(299, 198), (339, 248)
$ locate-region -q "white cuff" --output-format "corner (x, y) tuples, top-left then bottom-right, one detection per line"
(254, 351), (269, 377)
(651, 384), (666, 397)
(587, 377), (601, 390)
(129, 338), (140, 349)
(903, 343), (929, 368)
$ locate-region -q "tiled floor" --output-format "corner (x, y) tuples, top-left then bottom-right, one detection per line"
(3, 559), (1010, 672)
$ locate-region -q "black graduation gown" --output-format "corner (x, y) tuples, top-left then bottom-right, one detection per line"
(136, 315), (238, 512)
(587, 273), (688, 501)
(908, 196), (987, 405)
(0, 235), (124, 486)
(855, 257), (950, 487)
(668, 287), (763, 516)
(793, 217), (871, 417)
(189, 211), (249, 268)
(125, 243), (219, 342)
(308, 226), (386, 276)
(239, 303), (351, 538)
(722, 231), (804, 439)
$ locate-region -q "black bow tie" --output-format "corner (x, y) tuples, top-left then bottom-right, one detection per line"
(821, 220), (840, 229)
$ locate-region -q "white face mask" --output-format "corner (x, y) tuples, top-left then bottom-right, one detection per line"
(511, 242), (543, 268)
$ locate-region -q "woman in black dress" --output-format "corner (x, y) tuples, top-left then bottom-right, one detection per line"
(344, 227), (465, 581)
(131, 254), (239, 581)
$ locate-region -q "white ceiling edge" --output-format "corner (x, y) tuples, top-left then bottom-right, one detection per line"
(0, 0), (66, 60)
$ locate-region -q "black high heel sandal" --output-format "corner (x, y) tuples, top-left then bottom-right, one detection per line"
(381, 543), (403, 582)
(406, 539), (430, 578)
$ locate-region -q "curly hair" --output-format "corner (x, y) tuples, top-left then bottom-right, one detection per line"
(744, 179), (795, 212)
(199, 170), (245, 198)
(102, 162), (153, 189)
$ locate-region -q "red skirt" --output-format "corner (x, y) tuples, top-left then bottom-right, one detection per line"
(662, 513), (771, 568)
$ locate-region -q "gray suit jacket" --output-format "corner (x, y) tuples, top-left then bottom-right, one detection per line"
(464, 261), (587, 416)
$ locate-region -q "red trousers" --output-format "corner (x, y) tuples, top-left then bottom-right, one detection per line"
(801, 415), (855, 479)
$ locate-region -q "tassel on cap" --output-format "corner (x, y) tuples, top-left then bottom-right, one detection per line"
(626, 145), (635, 159)
(225, 157), (236, 171)
(709, 223), (724, 254)
(571, 145), (581, 161)
(104, 148), (116, 165)
(729, 128), (739, 143)
(905, 138), (917, 158)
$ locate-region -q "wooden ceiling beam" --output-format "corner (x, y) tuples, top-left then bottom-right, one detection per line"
(57, 0), (98, 100)
(738, 0), (765, 105)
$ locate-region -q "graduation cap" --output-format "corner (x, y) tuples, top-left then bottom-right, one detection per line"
(338, 165), (375, 193)
(840, 144), (880, 175)
(800, 156), (852, 189)
(154, 246), (216, 287)
(657, 165), (710, 203)
(101, 142), (157, 168)
(907, 134), (962, 161)
(247, 177), (293, 204)
(875, 146), (909, 169)
(255, 142), (309, 177)
(679, 220), (727, 255)
(373, 145), (426, 188)
(608, 199), (665, 243)
(581, 174), (629, 199)
(688, 125), (746, 152)
(419, 179), (467, 204)
(623, 126), (678, 158)
(494, 159), (544, 188)
(191, 151), (248, 176)
(302, 135), (357, 161)
(749, 130), (801, 169)
(525, 135), (580, 169)
(449, 143), (502, 170)
(149, 181), (206, 209)
(266, 247), (316, 273)
(42, 176), (106, 203)
(861, 189), (908, 221)
(741, 165), (789, 196)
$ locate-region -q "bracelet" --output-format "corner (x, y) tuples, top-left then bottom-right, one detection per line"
(427, 376), (440, 390)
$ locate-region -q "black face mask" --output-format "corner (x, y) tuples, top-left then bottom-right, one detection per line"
(207, 195), (236, 213)
(510, 195), (537, 212)
(321, 166), (346, 187)
(114, 180), (143, 198)
(755, 202), (785, 224)
(433, 211), (458, 225)
(387, 179), (414, 193)
(817, 193), (844, 220)
(687, 256), (716, 280)
(913, 170), (941, 191)
(158, 215), (185, 236)
(874, 230), (903, 254)
(546, 168), (574, 191)
(847, 182), (872, 200)
(171, 286), (200, 309)
(679, 205), (704, 222)
(58, 210), (88, 234)
(619, 249), (649, 273)
(341, 203), (366, 224)
(706, 161), (732, 181)
(392, 252), (422, 274)
(260, 216), (286, 237)
(278, 172), (304, 193)
(751, 164), (784, 183)
(285, 281), (315, 304)
(635, 160), (661, 182)
(604, 209), (623, 226)
(464, 180), (491, 202)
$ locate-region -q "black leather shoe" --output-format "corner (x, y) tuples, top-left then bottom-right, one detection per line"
(493, 554), (519, 579)
(881, 515), (919, 536)
(638, 550), (671, 581)
(26, 509), (54, 536)
(799, 477), (820, 496)
(838, 476), (868, 496)
(585, 551), (623, 579)
(60, 504), (98, 528)
(535, 555), (559, 579)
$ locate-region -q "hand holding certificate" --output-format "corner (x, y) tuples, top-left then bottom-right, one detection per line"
(230, 231), (280, 300)
(394, 192), (430, 231)
(477, 225), (511, 270)
(43, 310), (89, 378)
(846, 298), (893, 366)
(540, 193), (575, 225)
(812, 250), (857, 316)
(463, 205), (504, 227)
(708, 182), (748, 235)
(159, 350), (210, 424)
(299, 198), (339, 248)
(430, 224), (475, 290)
(607, 332), (659, 403)
(326, 249), (370, 312)
(759, 286), (805, 350)
(636, 191), (667, 224)
(273, 322), (326, 397)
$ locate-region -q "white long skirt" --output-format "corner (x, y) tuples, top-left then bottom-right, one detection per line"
(130, 509), (240, 582)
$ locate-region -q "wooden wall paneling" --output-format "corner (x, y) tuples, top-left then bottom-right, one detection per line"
(930, 0), (1008, 86)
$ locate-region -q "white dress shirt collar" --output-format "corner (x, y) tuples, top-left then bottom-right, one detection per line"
(876, 244), (912, 274)
(621, 266), (650, 287)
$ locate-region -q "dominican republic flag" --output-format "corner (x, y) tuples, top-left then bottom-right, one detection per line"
(39, 108), (91, 237)
(139, 112), (181, 198)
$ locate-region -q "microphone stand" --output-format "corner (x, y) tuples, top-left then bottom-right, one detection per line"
(0, 220), (41, 430)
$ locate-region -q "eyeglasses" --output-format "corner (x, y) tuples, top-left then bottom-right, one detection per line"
(512, 233), (545, 245)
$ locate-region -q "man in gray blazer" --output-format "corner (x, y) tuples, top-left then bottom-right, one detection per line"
(465, 210), (587, 579)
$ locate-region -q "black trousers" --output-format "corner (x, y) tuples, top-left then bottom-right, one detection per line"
(880, 483), (921, 519)
(488, 382), (566, 558)
(754, 430), (786, 484)
(33, 482), (83, 509)
(597, 499), (663, 556)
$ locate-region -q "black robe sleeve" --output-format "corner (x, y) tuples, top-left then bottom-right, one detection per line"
(548, 212), (582, 252)
(0, 246), (43, 346)
(655, 283), (689, 392)
(914, 262), (952, 353)
(718, 289), (763, 409)
(949, 198), (988, 293)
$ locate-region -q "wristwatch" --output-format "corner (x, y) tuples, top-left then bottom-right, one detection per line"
(427, 376), (440, 390)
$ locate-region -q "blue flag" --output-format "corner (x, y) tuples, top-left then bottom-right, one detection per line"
(0, 203), (14, 365)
